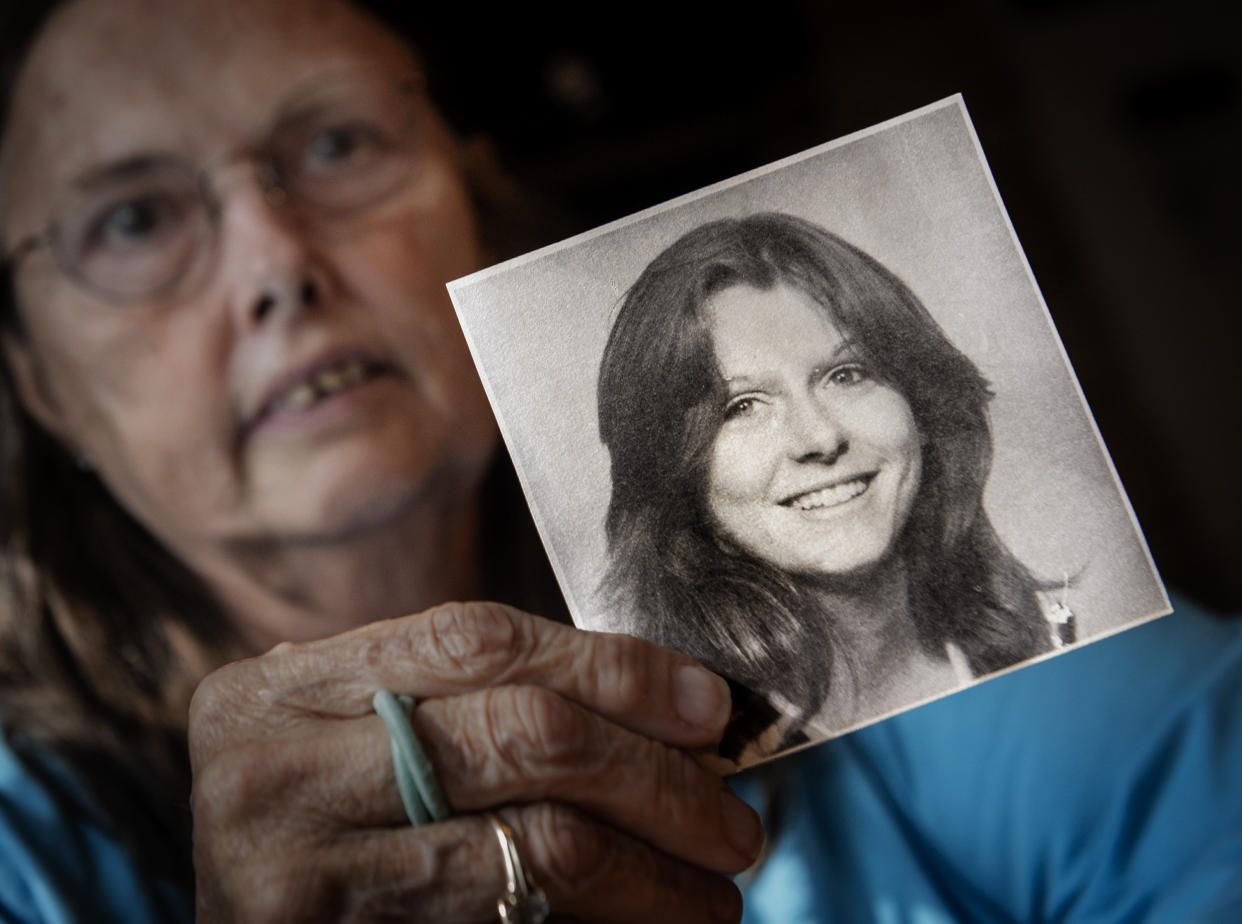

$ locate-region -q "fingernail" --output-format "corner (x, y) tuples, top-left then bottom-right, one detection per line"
(721, 790), (764, 861)
(710, 879), (743, 923)
(674, 665), (730, 731)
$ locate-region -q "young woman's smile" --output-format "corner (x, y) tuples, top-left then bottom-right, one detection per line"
(704, 282), (923, 578)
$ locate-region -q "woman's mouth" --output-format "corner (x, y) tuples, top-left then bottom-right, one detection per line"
(248, 354), (398, 432)
(268, 358), (380, 414)
(780, 474), (875, 511)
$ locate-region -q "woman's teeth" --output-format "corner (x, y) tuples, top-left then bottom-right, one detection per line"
(786, 477), (870, 511)
(273, 360), (374, 413)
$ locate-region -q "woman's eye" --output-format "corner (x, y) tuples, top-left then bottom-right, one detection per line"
(824, 363), (868, 387)
(723, 396), (759, 420)
(303, 124), (382, 171)
(88, 196), (178, 250)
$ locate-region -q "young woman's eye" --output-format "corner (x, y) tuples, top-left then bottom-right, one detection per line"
(824, 363), (868, 387)
(723, 396), (759, 421)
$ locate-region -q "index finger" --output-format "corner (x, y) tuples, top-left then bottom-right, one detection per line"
(191, 602), (732, 755)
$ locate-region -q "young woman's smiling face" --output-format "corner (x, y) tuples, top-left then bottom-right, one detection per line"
(703, 282), (923, 579)
(0, 0), (496, 569)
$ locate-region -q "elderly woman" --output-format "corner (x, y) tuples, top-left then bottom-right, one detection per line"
(0, 1), (760, 922)
(598, 214), (1054, 760)
(2, 2), (1241, 924)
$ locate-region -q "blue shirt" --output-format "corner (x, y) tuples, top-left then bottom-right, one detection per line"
(0, 738), (191, 924)
(738, 599), (1242, 922)
(1, 600), (1238, 922)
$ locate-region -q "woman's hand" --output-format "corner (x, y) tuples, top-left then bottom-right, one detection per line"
(188, 602), (761, 923)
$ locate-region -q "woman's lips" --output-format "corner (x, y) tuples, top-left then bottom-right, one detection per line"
(779, 473), (876, 511)
(267, 357), (378, 414)
(245, 352), (398, 434)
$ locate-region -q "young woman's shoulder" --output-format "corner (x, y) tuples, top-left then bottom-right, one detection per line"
(0, 729), (192, 924)
(737, 597), (1242, 922)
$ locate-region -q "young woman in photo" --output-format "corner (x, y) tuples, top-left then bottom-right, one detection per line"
(598, 213), (1056, 759)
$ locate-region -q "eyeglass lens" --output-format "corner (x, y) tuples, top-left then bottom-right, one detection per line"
(45, 72), (422, 303)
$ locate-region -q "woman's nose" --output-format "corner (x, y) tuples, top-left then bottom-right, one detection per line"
(217, 169), (330, 331)
(784, 392), (848, 465)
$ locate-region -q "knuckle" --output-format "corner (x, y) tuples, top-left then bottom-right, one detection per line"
(190, 738), (298, 831)
(190, 645), (342, 769)
(233, 869), (323, 924)
(187, 661), (254, 766)
(187, 669), (224, 733)
(648, 745), (707, 831)
(580, 633), (655, 714)
(356, 619), (421, 674)
(339, 839), (451, 921)
(489, 686), (596, 772)
(188, 663), (237, 729)
(423, 601), (534, 683)
(520, 803), (610, 890)
(266, 639), (298, 658)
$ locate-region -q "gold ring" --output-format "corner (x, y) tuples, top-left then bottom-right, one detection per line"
(484, 812), (550, 924)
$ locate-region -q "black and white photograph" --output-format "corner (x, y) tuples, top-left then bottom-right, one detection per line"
(3, 2), (1239, 920)
(449, 96), (1168, 768)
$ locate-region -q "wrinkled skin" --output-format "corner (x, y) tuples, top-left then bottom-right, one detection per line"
(190, 603), (758, 922)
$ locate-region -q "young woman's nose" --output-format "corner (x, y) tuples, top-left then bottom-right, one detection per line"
(784, 390), (848, 465)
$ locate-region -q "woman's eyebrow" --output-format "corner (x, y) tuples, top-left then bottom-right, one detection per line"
(719, 372), (775, 394)
(267, 70), (425, 132)
(828, 335), (861, 359)
(808, 337), (863, 381)
(269, 95), (336, 133)
(720, 338), (862, 393)
(71, 153), (179, 192)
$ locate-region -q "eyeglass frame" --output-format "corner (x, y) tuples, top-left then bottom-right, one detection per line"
(0, 68), (430, 307)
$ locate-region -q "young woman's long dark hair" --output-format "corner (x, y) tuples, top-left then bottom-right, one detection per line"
(597, 212), (1051, 756)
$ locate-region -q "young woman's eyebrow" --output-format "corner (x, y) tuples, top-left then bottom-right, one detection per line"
(808, 337), (863, 381)
(719, 338), (862, 394)
(719, 371), (779, 394)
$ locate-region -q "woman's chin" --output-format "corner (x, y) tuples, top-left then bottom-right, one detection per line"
(797, 543), (908, 589)
(244, 435), (452, 543)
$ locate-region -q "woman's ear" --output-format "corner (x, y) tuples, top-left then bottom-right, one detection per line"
(1, 327), (73, 444)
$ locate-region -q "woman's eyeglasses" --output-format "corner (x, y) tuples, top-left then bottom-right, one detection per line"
(1, 70), (427, 305)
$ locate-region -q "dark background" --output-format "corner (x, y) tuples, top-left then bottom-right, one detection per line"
(409, 0), (1239, 609)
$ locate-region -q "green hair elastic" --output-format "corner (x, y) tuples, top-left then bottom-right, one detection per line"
(372, 689), (451, 826)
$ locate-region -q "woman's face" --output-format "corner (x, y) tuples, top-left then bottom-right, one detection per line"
(0, 0), (496, 563)
(703, 282), (923, 579)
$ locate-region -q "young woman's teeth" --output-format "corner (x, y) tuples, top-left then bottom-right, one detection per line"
(789, 477), (869, 510)
(275, 360), (372, 412)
